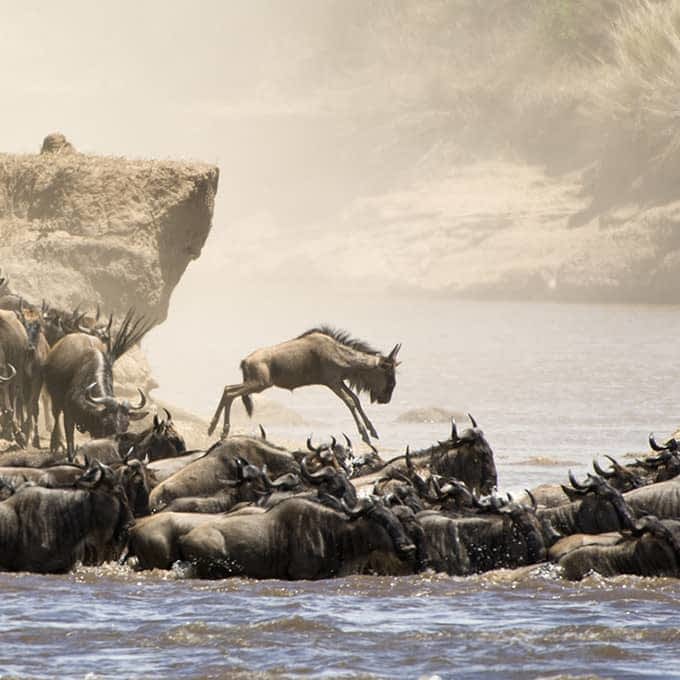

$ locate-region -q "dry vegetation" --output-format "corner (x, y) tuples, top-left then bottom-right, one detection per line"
(270, 0), (679, 194)
(213, 0), (680, 302)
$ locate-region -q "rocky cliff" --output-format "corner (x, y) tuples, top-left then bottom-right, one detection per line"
(0, 133), (219, 320)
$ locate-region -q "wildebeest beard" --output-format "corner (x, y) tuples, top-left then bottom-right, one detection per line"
(348, 364), (396, 405)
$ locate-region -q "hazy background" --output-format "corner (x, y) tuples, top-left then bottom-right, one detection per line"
(5, 0), (680, 467)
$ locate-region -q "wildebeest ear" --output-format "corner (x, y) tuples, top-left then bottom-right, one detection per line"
(129, 410), (150, 421)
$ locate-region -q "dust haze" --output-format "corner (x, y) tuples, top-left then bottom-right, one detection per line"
(5, 1), (680, 431)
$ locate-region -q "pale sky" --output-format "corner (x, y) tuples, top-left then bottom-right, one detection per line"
(1, 1), (313, 160)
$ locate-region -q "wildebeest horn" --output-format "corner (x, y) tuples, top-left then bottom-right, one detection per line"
(604, 454), (623, 470)
(387, 343), (401, 361)
(468, 413), (478, 428)
(163, 408), (172, 422)
(330, 435), (337, 449)
(85, 383), (115, 408)
(130, 389), (147, 411)
(568, 470), (588, 490)
(340, 496), (374, 518)
(649, 433), (668, 452)
(451, 418), (458, 442)
(307, 435), (320, 453)
(259, 424), (267, 440)
(0, 363), (16, 383)
(343, 433), (352, 449)
(592, 459), (613, 478)
(404, 445), (413, 470)
(525, 489), (537, 510)
(123, 446), (134, 463)
(78, 324), (90, 334)
(369, 442), (379, 454)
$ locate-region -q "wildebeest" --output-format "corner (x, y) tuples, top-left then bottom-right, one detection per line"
(75, 409), (186, 466)
(208, 326), (401, 444)
(417, 494), (546, 575)
(622, 478), (680, 519)
(148, 436), (300, 512)
(0, 461), (132, 572)
(17, 304), (50, 448)
(179, 496), (416, 579)
(128, 510), (238, 569)
(0, 361), (18, 442)
(162, 456), (269, 514)
(557, 516), (680, 580)
(537, 472), (636, 537)
(0, 309), (30, 445)
(44, 309), (153, 459)
(353, 417), (497, 497)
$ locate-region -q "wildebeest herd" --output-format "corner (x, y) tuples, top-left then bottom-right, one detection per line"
(1, 268), (680, 581)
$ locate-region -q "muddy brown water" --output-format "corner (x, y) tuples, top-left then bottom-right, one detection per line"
(4, 300), (680, 678)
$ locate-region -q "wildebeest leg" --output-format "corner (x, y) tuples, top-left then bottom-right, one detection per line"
(30, 396), (40, 449)
(328, 384), (372, 445)
(49, 401), (64, 453)
(41, 390), (53, 432)
(208, 382), (243, 437)
(63, 411), (76, 461)
(340, 383), (379, 439)
(208, 382), (266, 438)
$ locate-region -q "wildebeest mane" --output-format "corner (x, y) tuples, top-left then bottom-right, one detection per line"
(299, 325), (380, 356)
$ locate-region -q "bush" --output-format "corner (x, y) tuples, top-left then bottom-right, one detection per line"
(595, 0), (680, 172)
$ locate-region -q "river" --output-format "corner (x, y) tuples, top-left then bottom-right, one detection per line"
(3, 297), (680, 678)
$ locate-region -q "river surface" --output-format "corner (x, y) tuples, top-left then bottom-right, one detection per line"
(5, 298), (680, 679)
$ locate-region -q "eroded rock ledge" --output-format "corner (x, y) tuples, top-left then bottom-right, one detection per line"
(0, 133), (219, 321)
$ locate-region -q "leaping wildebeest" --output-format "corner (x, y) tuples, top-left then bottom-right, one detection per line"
(208, 326), (401, 444)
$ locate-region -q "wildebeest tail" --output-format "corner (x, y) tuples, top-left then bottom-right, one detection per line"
(242, 394), (254, 417)
(109, 308), (156, 363)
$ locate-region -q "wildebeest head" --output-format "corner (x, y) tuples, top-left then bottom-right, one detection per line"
(41, 302), (67, 346)
(132, 409), (186, 462)
(430, 415), (497, 496)
(18, 305), (43, 364)
(499, 493), (547, 565)
(116, 455), (151, 517)
(592, 455), (645, 492)
(562, 471), (636, 532)
(76, 460), (134, 557)
(637, 434), (680, 483)
(79, 309), (114, 347)
(301, 454), (358, 507)
(341, 495), (416, 561)
(85, 383), (149, 437)
(305, 434), (354, 476)
(370, 344), (401, 404)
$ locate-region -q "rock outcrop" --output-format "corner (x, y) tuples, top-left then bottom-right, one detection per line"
(0, 133), (219, 321)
